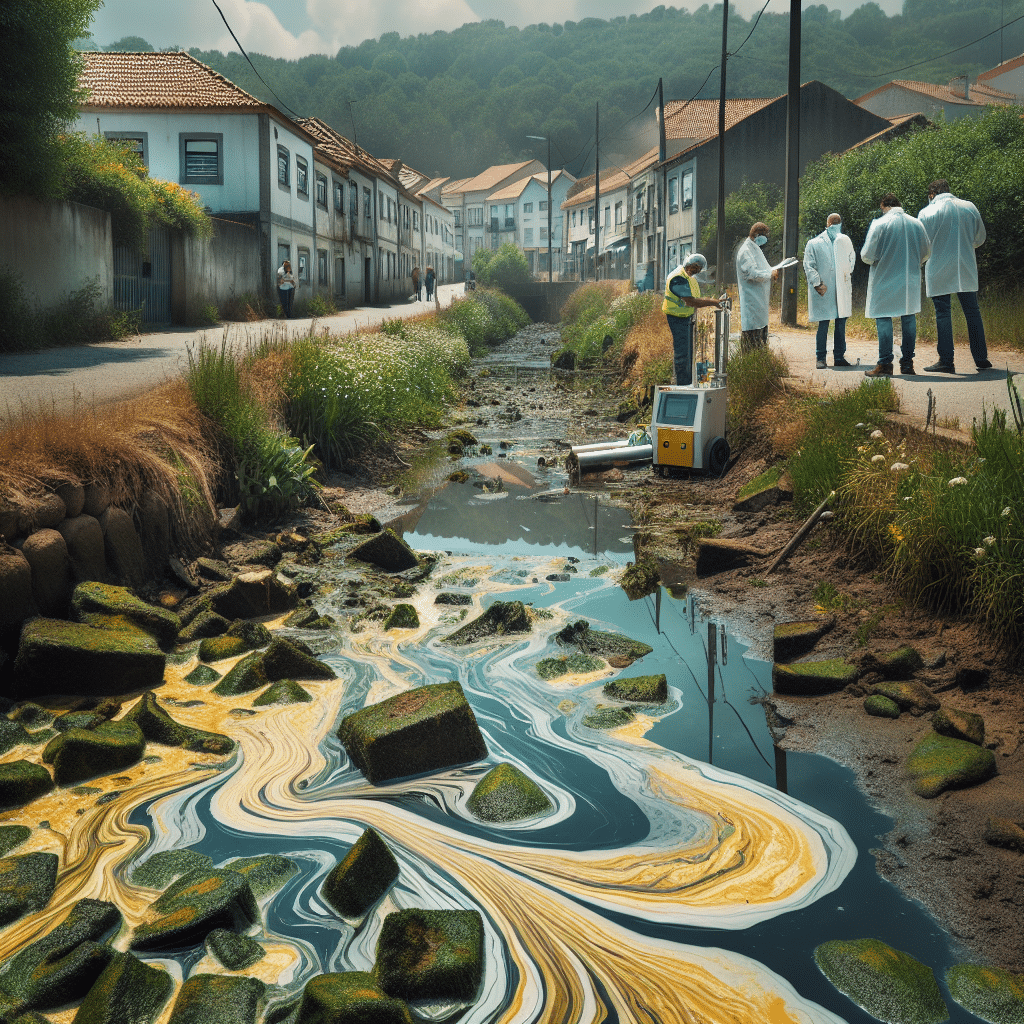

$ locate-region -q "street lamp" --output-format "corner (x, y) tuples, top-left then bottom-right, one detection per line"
(526, 135), (553, 283)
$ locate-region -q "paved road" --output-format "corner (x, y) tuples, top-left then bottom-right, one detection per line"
(0, 283), (465, 420)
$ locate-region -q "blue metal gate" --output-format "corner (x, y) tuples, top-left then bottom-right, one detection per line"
(113, 226), (172, 323)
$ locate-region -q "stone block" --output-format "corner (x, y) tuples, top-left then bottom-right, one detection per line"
(0, 761), (54, 810)
(42, 720), (146, 786)
(931, 706), (985, 747)
(204, 929), (266, 971)
(602, 674), (668, 703)
(70, 581), (181, 647)
(0, 853), (59, 928)
(55, 481), (85, 518)
(121, 691), (234, 755)
(694, 538), (770, 577)
(57, 515), (107, 583)
(773, 617), (835, 662)
(139, 491), (171, 578)
(71, 950), (172, 1024)
(166, 974), (265, 1024)
(0, 543), (34, 628)
(294, 973), (413, 1024)
(347, 529), (419, 572)
(81, 482), (110, 518)
(773, 659), (859, 695)
(26, 494), (66, 531)
(906, 730), (996, 798)
(98, 508), (145, 591)
(20, 529), (74, 617)
(468, 763), (552, 822)
(322, 828), (399, 918)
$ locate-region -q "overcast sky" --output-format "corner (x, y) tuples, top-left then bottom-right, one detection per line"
(86, 0), (905, 60)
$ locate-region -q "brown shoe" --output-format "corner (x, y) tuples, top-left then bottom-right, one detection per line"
(864, 363), (893, 377)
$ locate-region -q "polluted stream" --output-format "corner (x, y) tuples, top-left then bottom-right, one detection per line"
(1, 331), (983, 1024)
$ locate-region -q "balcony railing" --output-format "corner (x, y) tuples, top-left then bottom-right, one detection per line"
(632, 210), (648, 228)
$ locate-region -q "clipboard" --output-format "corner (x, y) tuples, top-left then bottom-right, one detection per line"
(772, 257), (799, 271)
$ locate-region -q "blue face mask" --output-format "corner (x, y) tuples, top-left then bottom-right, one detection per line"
(827, 223), (841, 240)
(755, 235), (767, 246)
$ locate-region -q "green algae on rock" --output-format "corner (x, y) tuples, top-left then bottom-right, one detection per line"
(261, 637), (336, 681)
(0, 852), (59, 928)
(252, 680), (313, 706)
(0, 826), (31, 858)
(130, 868), (259, 952)
(294, 972), (413, 1024)
(445, 600), (531, 645)
(553, 620), (653, 662)
(875, 645), (926, 680)
(198, 636), (249, 663)
(322, 828), (400, 918)
(70, 582), (181, 648)
(339, 681), (487, 784)
(983, 816), (1024, 854)
(0, 761), (54, 810)
(814, 938), (948, 1024)
(772, 658), (858, 695)
(603, 674), (668, 704)
(375, 909), (484, 1001)
(347, 529), (420, 572)
(583, 706), (637, 730)
(871, 680), (940, 716)
(212, 652), (270, 697)
(946, 963), (1024, 1024)
(205, 929), (266, 971)
(434, 592), (472, 606)
(619, 557), (660, 600)
(42, 721), (146, 787)
(906, 730), (997, 798)
(773, 618), (835, 662)
(130, 850), (214, 890)
(122, 692), (234, 755)
(932, 706), (985, 747)
(467, 763), (552, 822)
(222, 855), (298, 899)
(177, 611), (229, 643)
(166, 972), (265, 1024)
(382, 604), (419, 630)
(0, 720), (31, 756)
(536, 653), (605, 679)
(184, 664), (220, 687)
(865, 694), (901, 719)
(72, 950), (173, 1024)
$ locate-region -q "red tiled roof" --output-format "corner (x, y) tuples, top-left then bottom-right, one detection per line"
(441, 177), (472, 196)
(79, 50), (266, 109)
(856, 79), (1016, 107)
(663, 97), (776, 142)
(297, 117), (397, 185)
(977, 52), (1024, 82)
(561, 168), (631, 209)
(847, 112), (929, 151)
(457, 161), (541, 193)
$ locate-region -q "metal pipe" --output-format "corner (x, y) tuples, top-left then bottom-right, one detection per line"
(570, 439), (631, 455)
(573, 444), (653, 472)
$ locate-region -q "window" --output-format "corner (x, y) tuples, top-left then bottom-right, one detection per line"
(539, 200), (548, 212)
(682, 170), (693, 209)
(523, 202), (533, 213)
(363, 187), (371, 219)
(105, 131), (148, 167)
(588, 207), (594, 232)
(318, 249), (328, 285)
(604, 205), (610, 229)
(350, 187), (358, 219)
(413, 210), (419, 231)
(504, 204), (514, 228)
(540, 226), (548, 240)
(297, 248), (310, 283)
(524, 228), (534, 245)
(453, 210), (461, 227)
(277, 242), (290, 268)
(277, 146), (290, 188)
(296, 157), (309, 196)
(434, 216), (440, 234)
(316, 174), (328, 207)
(615, 201), (623, 225)
(181, 134), (223, 185)
(467, 206), (483, 226)
(334, 182), (344, 212)
(572, 211), (576, 227)
(669, 176), (679, 214)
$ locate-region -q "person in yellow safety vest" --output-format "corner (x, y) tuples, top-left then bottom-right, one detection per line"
(662, 253), (724, 386)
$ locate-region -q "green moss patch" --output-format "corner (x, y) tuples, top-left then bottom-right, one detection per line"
(906, 730), (996, 798)
(619, 558), (659, 600)
(445, 600), (531, 645)
(0, 719), (31, 756)
(0, 825), (31, 858)
(434, 592), (471, 606)
(122, 692), (234, 756)
(984, 816), (1024, 853)
(773, 658), (858, 695)
(946, 964), (1024, 1024)
(0, 761), (54, 810)
(198, 636), (248, 663)
(0, 852), (59, 928)
(583, 706), (636, 729)
(815, 938), (947, 1024)
(131, 850), (214, 890)
(205, 929), (266, 971)
(42, 721), (146, 786)
(212, 652), (269, 697)
(773, 617), (834, 662)
(178, 611), (230, 643)
(554, 620), (653, 662)
(871, 681), (940, 716)
(295, 973), (413, 1024)
(339, 681), (487, 784)
(222, 855), (297, 899)
(166, 972), (265, 1024)
(603, 674), (668, 704)
(185, 664), (220, 687)
(322, 828), (399, 918)
(72, 951), (172, 1024)
(252, 680), (313, 706)
(536, 653), (605, 679)
(261, 638), (336, 681)
(347, 529), (419, 572)
(932, 706), (985, 747)
(70, 582), (181, 648)
(865, 694), (901, 719)
(467, 763), (552, 822)
(878, 645), (925, 680)
(375, 909), (483, 1001)
(383, 604), (419, 630)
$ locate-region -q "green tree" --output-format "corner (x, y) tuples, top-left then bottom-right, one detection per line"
(473, 242), (532, 291)
(0, 0), (100, 199)
(700, 180), (785, 270)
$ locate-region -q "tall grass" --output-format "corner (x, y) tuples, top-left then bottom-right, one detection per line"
(437, 288), (527, 356)
(725, 345), (791, 446)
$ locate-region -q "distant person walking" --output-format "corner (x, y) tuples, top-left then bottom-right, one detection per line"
(662, 253), (724, 387)
(276, 260), (296, 319)
(861, 194), (931, 377)
(736, 222), (777, 351)
(425, 266), (435, 301)
(412, 265), (421, 300)
(917, 179), (991, 374)
(804, 213), (855, 369)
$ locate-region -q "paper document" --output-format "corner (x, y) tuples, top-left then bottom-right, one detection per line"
(772, 257), (799, 271)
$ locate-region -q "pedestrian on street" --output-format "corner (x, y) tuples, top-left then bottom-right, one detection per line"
(917, 179), (991, 374)
(276, 260), (297, 319)
(804, 213), (855, 369)
(412, 265), (421, 300)
(736, 222), (778, 352)
(425, 266), (435, 302)
(662, 253), (724, 387)
(861, 194), (931, 377)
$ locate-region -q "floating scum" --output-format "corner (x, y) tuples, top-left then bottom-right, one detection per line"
(0, 566), (855, 1023)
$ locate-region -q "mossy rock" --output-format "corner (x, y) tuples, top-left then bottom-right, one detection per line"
(70, 582), (181, 648)
(347, 529), (419, 572)
(166, 973), (265, 1024)
(295, 972), (413, 1024)
(773, 658), (858, 695)
(261, 637), (336, 681)
(177, 611), (230, 643)
(71, 950), (173, 1024)
(734, 464), (785, 511)
(212, 652), (270, 697)
(877, 645), (925, 680)
(131, 850), (214, 890)
(865, 694), (901, 718)
(122, 692), (234, 756)
(583, 706), (636, 730)
(946, 963), (1024, 1024)
(0, 761), (54, 810)
(0, 825), (31, 858)
(198, 636), (249, 663)
(201, 574), (298, 621)
(553, 620), (652, 662)
(434, 592), (472, 606)
(932, 706), (985, 746)
(382, 604), (419, 630)
(339, 681), (487, 784)
(226, 618), (273, 648)
(130, 868), (259, 952)
(375, 909), (483, 1001)
(204, 929), (266, 971)
(906, 730), (996, 798)
(7, 704), (53, 728)
(984, 816), (1024, 854)
(773, 617), (835, 662)
(0, 719), (31, 756)
(619, 558), (660, 600)
(445, 600), (531, 645)
(282, 605), (319, 628)
(0, 898), (122, 1010)
(467, 763), (552, 822)
(871, 680), (940, 716)
(252, 680), (313, 706)
(185, 664), (221, 687)
(41, 720), (145, 786)
(536, 653), (605, 679)
(814, 938), (947, 1024)
(53, 710), (107, 733)
(12, 618), (165, 698)
(603, 674), (668, 703)
(0, 853), (59, 928)
(222, 855), (298, 899)
(446, 428), (478, 447)
(322, 828), (399, 918)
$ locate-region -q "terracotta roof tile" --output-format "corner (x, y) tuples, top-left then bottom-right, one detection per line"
(297, 117), (397, 185)
(458, 160), (540, 193)
(79, 50), (265, 109)
(856, 79), (1016, 107)
(977, 52), (1024, 82)
(663, 97), (776, 142)
(561, 168), (631, 209)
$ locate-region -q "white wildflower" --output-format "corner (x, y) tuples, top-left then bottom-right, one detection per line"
(983, 536), (996, 546)
(871, 454), (885, 463)
(855, 422), (866, 429)
(973, 547), (986, 557)
(1002, 507), (1012, 517)
(870, 429), (884, 439)
(857, 445), (867, 453)
(948, 477), (968, 487)
(891, 462), (909, 472)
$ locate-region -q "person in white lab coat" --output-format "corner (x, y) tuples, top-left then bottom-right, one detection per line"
(736, 221), (778, 351)
(860, 194), (931, 377)
(917, 179), (990, 373)
(803, 213), (856, 369)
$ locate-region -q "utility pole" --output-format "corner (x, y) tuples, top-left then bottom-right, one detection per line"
(546, 136), (552, 283)
(781, 0), (801, 325)
(594, 102), (600, 281)
(715, 0), (728, 292)
(658, 77), (666, 294)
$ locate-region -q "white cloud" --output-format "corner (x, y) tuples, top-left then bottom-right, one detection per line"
(306, 0), (480, 52)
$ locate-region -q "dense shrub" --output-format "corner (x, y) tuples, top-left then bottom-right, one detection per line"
(472, 242), (531, 291)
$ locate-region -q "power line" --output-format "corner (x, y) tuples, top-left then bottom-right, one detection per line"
(210, 0), (300, 117)
(730, 0), (773, 58)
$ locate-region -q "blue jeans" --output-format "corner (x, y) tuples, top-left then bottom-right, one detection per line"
(667, 313), (694, 386)
(815, 318), (847, 360)
(278, 287), (294, 318)
(876, 315), (916, 365)
(932, 292), (987, 365)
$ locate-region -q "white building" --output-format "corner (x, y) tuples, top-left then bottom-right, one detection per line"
(486, 170), (575, 277)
